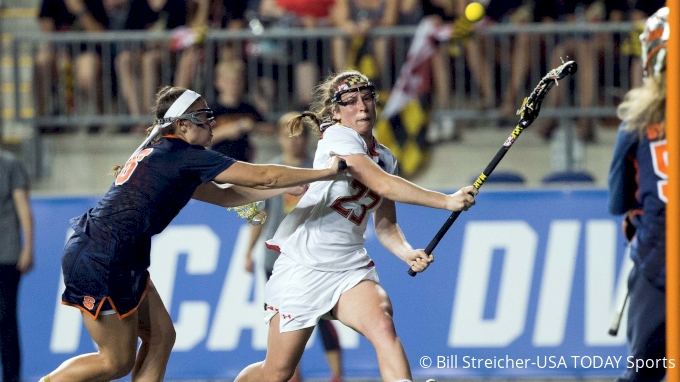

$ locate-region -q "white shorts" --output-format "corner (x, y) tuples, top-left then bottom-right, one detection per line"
(264, 253), (379, 333)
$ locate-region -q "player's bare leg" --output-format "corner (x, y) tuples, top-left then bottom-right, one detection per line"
(132, 282), (176, 381)
(73, 52), (102, 119)
(324, 348), (343, 381)
(46, 311), (139, 381)
(317, 319), (343, 381)
(235, 313), (315, 382)
(333, 280), (411, 381)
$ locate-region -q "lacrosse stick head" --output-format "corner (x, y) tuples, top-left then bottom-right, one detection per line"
(517, 60), (578, 128)
(228, 201), (267, 226)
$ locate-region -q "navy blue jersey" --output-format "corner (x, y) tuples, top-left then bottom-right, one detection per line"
(608, 122), (667, 288)
(70, 136), (235, 269)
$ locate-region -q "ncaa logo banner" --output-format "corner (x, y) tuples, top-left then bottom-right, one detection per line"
(21, 190), (632, 380)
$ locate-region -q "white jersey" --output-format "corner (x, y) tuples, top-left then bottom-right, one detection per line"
(266, 124), (398, 271)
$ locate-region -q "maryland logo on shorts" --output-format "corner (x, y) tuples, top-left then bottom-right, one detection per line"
(83, 296), (96, 310)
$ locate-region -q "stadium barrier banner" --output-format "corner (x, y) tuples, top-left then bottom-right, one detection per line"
(21, 190), (635, 380)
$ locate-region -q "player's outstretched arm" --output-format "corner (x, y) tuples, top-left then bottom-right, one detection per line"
(373, 199), (433, 273)
(212, 158), (344, 189)
(344, 153), (477, 211)
(192, 182), (306, 208)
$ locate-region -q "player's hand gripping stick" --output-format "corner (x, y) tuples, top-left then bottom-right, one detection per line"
(408, 60), (578, 276)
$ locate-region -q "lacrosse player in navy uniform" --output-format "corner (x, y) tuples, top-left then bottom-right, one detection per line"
(41, 86), (346, 382)
(608, 7), (669, 382)
(234, 71), (478, 382)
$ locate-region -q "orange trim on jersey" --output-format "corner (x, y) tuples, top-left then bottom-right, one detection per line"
(647, 122), (666, 140)
(645, 27), (664, 43)
(61, 301), (101, 321)
(162, 134), (181, 139)
(60, 276), (150, 321)
(629, 209), (644, 217)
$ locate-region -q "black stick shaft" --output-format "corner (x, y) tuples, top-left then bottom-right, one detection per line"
(406, 61), (576, 277)
(407, 126), (525, 277)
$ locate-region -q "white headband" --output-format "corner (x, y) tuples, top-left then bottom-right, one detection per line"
(132, 90), (202, 155)
(161, 90), (202, 126)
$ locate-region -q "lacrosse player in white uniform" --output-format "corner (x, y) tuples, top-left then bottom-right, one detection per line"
(235, 71), (478, 382)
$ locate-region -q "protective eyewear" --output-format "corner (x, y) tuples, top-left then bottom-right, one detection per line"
(157, 108), (215, 126)
(331, 84), (377, 106)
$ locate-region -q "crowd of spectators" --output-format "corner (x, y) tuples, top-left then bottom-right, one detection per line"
(34, 0), (666, 145)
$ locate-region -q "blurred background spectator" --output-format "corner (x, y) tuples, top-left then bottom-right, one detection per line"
(630, 0), (667, 20)
(35, 0), (76, 125)
(419, 0), (470, 142)
(210, 59), (273, 162)
(117, 0), (190, 133)
(495, 0), (547, 127)
(36, 0), (186, 133)
(0, 148), (34, 382)
(24, 0), (660, 161)
(171, 0), (247, 93)
(331, 0), (399, 88)
(35, 0), (116, 132)
(254, 0), (333, 110)
(532, 0), (630, 143)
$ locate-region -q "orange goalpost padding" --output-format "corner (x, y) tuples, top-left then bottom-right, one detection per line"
(667, 1), (679, 382)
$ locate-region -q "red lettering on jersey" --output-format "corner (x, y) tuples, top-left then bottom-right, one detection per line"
(331, 179), (381, 226)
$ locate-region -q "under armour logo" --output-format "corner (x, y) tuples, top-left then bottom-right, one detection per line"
(282, 314), (292, 320)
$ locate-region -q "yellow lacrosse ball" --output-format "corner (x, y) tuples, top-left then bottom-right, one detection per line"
(465, 2), (485, 23)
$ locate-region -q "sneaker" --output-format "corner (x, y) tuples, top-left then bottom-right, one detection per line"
(426, 121), (442, 143)
(440, 116), (456, 141)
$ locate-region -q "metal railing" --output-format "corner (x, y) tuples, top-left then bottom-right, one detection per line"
(8, 22), (637, 177)
(11, 22), (637, 127)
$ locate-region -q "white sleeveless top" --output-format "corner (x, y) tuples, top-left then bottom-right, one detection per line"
(266, 124), (398, 271)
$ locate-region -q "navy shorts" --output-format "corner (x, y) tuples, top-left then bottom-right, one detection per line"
(61, 230), (149, 320)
